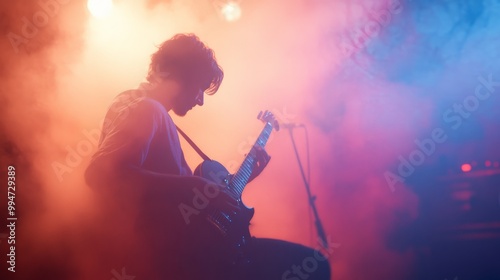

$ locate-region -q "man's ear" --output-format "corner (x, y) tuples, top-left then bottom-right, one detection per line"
(155, 71), (171, 81)
(152, 64), (171, 82)
(149, 72), (171, 91)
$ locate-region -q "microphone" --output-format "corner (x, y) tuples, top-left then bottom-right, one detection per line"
(281, 123), (304, 129)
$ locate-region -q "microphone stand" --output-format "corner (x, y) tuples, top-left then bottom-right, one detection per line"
(286, 125), (329, 249)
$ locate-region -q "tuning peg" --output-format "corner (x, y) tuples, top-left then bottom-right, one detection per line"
(257, 111), (263, 120)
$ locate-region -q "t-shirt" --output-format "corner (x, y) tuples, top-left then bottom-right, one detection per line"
(89, 85), (192, 182)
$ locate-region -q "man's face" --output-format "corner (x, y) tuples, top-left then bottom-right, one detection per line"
(171, 80), (204, 116)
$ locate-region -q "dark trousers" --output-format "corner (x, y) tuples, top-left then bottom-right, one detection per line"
(170, 237), (331, 280)
(241, 237), (331, 280)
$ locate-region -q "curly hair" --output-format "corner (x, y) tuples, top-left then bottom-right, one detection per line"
(146, 34), (224, 95)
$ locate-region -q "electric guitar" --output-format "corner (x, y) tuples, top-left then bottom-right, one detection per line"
(192, 110), (279, 265)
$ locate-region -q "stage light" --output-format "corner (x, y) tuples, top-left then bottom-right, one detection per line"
(220, 2), (242, 22)
(485, 160), (492, 167)
(87, 0), (113, 18)
(461, 163), (472, 172)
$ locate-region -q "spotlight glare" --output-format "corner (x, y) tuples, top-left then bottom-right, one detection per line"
(221, 2), (242, 22)
(87, 0), (113, 18)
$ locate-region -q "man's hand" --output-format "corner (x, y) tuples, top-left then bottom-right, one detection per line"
(189, 176), (240, 214)
(248, 146), (271, 183)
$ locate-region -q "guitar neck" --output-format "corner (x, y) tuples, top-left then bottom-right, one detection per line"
(230, 122), (274, 197)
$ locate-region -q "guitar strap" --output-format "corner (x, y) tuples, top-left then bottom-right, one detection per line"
(175, 125), (212, 161)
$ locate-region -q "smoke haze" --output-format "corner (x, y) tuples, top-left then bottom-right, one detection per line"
(1, 0), (499, 279)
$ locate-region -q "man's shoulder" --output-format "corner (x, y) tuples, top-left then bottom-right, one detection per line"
(102, 89), (171, 133)
(112, 89), (167, 116)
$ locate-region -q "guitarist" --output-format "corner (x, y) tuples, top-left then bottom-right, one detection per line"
(84, 33), (330, 280)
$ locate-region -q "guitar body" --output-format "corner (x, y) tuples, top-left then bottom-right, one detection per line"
(193, 160), (254, 264)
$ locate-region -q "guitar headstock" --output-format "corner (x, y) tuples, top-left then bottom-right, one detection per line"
(257, 110), (280, 131)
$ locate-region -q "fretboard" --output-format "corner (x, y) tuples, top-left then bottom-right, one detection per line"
(229, 122), (274, 197)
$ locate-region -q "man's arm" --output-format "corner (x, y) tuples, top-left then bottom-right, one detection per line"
(85, 154), (213, 199)
(85, 151), (239, 213)
(85, 155), (188, 193)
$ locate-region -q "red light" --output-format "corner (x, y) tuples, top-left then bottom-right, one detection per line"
(494, 162), (500, 168)
(461, 163), (472, 172)
(485, 160), (492, 167)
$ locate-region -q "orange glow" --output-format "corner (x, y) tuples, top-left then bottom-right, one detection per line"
(461, 163), (472, 172)
(87, 0), (113, 18)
